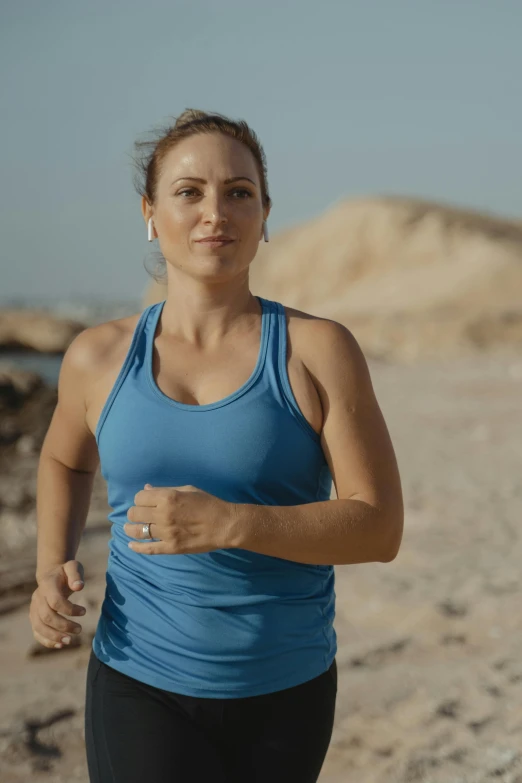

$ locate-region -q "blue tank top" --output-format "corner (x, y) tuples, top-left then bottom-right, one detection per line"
(92, 295), (337, 698)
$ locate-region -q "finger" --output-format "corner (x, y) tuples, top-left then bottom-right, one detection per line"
(126, 504), (159, 525)
(46, 591), (86, 618)
(125, 507), (150, 524)
(124, 522), (158, 539)
(32, 629), (64, 649)
(32, 622), (77, 648)
(133, 489), (160, 506)
(37, 604), (84, 636)
(70, 603), (87, 616)
(33, 616), (81, 646)
(63, 560), (85, 590)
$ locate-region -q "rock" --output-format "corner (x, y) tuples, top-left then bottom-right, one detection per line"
(0, 480), (33, 511)
(16, 434), (37, 455)
(437, 599), (468, 617)
(0, 365), (43, 409)
(0, 311), (86, 353)
(0, 366), (57, 462)
(0, 417), (22, 445)
(0, 510), (37, 554)
(349, 637), (411, 668)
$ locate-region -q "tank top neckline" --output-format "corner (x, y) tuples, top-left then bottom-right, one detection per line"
(145, 295), (271, 412)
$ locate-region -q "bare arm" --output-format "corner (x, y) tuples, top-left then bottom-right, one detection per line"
(29, 327), (105, 649)
(234, 319), (404, 566)
(35, 326), (101, 581)
(233, 497), (393, 565)
(35, 458), (96, 583)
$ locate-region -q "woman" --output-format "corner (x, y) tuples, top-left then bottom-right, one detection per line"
(29, 109), (404, 782)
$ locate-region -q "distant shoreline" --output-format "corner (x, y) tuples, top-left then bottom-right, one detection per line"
(0, 298), (142, 328)
(0, 352), (62, 386)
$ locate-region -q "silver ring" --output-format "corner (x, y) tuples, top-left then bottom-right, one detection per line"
(142, 523), (153, 540)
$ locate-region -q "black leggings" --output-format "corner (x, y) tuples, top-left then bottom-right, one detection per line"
(85, 648), (337, 783)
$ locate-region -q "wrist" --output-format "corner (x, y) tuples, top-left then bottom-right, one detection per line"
(226, 502), (251, 549)
(35, 562), (63, 585)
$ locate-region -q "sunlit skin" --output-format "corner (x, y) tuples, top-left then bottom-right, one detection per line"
(127, 132), (272, 551)
(141, 132), (271, 345)
(126, 133), (401, 560)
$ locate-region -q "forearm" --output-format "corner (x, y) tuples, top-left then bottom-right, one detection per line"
(232, 498), (399, 566)
(35, 456), (95, 583)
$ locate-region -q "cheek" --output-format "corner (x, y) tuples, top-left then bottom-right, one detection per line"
(168, 206), (190, 225)
(235, 203), (263, 230)
(159, 207), (195, 239)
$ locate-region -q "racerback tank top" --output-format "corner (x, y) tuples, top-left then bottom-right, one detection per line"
(92, 295), (337, 698)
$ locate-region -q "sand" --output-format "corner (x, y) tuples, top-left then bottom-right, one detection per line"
(1, 351), (521, 782)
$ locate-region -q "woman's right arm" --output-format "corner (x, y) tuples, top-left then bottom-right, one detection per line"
(30, 327), (101, 649)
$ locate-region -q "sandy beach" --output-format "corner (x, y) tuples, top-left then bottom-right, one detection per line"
(1, 349), (521, 782)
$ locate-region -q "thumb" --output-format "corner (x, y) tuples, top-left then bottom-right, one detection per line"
(63, 560), (85, 590)
(144, 483), (153, 489)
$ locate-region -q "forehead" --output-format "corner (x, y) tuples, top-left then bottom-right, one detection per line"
(159, 133), (258, 180)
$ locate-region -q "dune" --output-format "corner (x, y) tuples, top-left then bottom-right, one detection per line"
(143, 195), (522, 362)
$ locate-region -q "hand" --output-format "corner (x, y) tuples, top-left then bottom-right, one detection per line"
(124, 484), (239, 555)
(29, 561), (87, 650)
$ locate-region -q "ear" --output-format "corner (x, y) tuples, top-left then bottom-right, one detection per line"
(141, 195), (152, 225)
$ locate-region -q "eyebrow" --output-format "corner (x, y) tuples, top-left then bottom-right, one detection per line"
(172, 176), (257, 186)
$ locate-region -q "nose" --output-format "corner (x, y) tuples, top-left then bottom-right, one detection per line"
(202, 192), (228, 226)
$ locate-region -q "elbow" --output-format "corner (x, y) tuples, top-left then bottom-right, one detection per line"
(378, 512), (404, 563)
(380, 548), (399, 563)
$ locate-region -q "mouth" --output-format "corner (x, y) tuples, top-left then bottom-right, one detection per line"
(196, 239), (235, 247)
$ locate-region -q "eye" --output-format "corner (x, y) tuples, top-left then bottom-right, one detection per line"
(176, 188), (253, 199)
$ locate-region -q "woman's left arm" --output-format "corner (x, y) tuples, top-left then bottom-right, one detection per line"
(233, 319), (404, 566)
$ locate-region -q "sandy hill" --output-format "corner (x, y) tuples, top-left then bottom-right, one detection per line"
(143, 196), (522, 363)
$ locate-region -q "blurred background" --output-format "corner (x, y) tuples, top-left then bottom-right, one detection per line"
(1, 2), (522, 781)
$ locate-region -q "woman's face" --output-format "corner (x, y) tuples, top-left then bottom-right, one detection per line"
(143, 132), (270, 281)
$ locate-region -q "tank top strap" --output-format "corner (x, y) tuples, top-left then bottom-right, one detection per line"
(94, 303), (156, 444)
(144, 298), (275, 390)
(143, 296), (272, 412)
(259, 296), (278, 379)
(265, 298), (322, 444)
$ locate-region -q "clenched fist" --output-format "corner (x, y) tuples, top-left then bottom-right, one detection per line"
(124, 484), (241, 555)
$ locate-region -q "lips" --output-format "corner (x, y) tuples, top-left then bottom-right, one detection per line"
(197, 237), (234, 243)
(196, 239), (235, 249)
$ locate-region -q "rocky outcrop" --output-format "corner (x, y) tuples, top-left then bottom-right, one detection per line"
(0, 364), (57, 453)
(0, 311), (86, 353)
(0, 364), (110, 616)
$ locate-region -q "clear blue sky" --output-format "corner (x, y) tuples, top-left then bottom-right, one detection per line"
(1, 0), (521, 302)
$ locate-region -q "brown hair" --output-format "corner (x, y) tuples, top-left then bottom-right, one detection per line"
(131, 109), (272, 283)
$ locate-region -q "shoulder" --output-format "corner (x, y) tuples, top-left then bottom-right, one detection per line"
(281, 303), (373, 399)
(64, 312), (142, 376)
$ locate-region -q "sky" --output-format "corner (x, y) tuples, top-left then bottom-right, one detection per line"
(1, 0), (521, 302)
